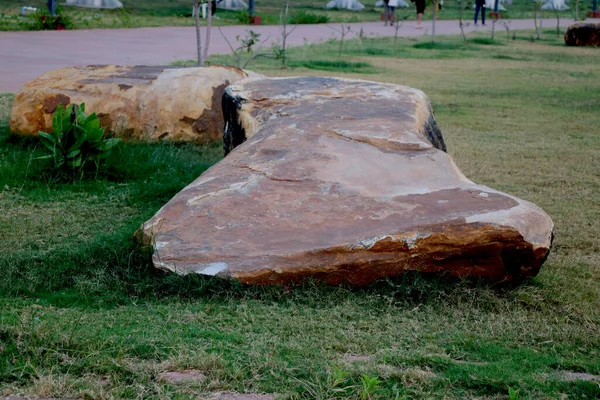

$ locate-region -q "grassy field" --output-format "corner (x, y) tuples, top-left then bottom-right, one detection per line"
(0, 0), (587, 30)
(1, 31), (600, 399)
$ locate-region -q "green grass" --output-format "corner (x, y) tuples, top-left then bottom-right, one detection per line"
(1, 32), (600, 399)
(0, 0), (589, 30)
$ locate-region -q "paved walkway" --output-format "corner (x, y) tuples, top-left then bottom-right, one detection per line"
(0, 18), (584, 93)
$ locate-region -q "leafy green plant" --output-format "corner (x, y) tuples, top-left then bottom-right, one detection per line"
(37, 103), (120, 180)
(234, 9), (251, 24)
(329, 364), (352, 394)
(359, 374), (382, 400)
(508, 387), (520, 400)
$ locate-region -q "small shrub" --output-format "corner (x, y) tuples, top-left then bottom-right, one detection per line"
(32, 8), (73, 30)
(289, 10), (330, 24)
(234, 10), (251, 24)
(37, 103), (120, 180)
(359, 374), (382, 400)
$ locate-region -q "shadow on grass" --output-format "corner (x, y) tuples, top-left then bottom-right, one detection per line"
(293, 59), (378, 74)
(469, 37), (505, 45)
(412, 42), (467, 50)
(1, 228), (543, 312)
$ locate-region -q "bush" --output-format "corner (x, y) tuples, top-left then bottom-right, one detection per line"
(289, 10), (330, 24)
(234, 10), (251, 24)
(37, 103), (120, 180)
(32, 8), (73, 30)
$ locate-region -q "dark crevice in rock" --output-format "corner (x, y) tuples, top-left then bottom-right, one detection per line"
(424, 114), (447, 152)
(222, 87), (248, 156)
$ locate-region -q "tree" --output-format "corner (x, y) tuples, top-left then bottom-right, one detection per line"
(533, 0), (543, 40)
(278, 0), (298, 68)
(329, 25), (353, 56)
(457, 0), (472, 43)
(193, 0), (213, 66)
(194, 0), (202, 66)
(219, 28), (276, 68)
(431, 0), (439, 43)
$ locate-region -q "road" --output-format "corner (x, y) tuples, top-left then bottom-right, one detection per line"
(0, 18), (585, 93)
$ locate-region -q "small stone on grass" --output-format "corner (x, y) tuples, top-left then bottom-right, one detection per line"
(210, 393), (276, 400)
(561, 372), (600, 382)
(157, 370), (207, 384)
(343, 354), (372, 362)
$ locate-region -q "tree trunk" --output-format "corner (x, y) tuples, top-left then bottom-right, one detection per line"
(431, 0), (437, 43)
(282, 0), (289, 68)
(202, 1), (212, 65)
(194, 0), (202, 66)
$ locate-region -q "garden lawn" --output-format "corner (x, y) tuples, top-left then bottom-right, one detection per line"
(0, 0), (584, 30)
(1, 31), (599, 399)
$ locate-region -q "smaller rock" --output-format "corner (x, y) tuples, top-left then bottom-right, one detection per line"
(561, 372), (600, 382)
(452, 359), (488, 366)
(343, 354), (372, 362)
(157, 370), (207, 384)
(3, 397), (61, 400)
(210, 394), (275, 400)
(564, 23), (600, 46)
(10, 65), (262, 144)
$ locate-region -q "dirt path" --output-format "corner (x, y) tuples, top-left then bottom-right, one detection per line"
(0, 18), (583, 93)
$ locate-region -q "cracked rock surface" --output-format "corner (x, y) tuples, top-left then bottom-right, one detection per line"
(137, 76), (554, 286)
(10, 65), (262, 144)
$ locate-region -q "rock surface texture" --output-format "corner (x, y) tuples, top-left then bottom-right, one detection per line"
(10, 65), (261, 144)
(564, 22), (600, 46)
(137, 77), (554, 286)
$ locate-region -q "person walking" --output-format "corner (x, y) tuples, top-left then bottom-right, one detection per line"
(412, 0), (426, 28)
(384, 0), (399, 26)
(47, 0), (57, 15)
(474, 0), (486, 25)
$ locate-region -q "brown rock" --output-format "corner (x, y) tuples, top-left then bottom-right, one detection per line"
(209, 394), (276, 400)
(560, 372), (600, 382)
(157, 370), (207, 384)
(564, 22), (600, 46)
(9, 65), (262, 144)
(137, 76), (554, 286)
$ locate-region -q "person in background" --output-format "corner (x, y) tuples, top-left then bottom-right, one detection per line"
(384, 0), (399, 26)
(47, 0), (57, 15)
(474, 0), (486, 25)
(413, 0), (425, 28)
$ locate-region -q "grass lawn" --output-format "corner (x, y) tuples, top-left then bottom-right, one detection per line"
(1, 31), (600, 399)
(0, 0), (587, 30)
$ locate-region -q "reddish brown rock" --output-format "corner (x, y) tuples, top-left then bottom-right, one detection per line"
(564, 22), (600, 46)
(9, 65), (262, 144)
(209, 394), (275, 400)
(137, 77), (554, 286)
(157, 370), (207, 384)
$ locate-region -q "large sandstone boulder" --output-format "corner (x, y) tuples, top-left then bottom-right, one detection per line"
(137, 77), (554, 286)
(10, 65), (262, 144)
(564, 22), (600, 47)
